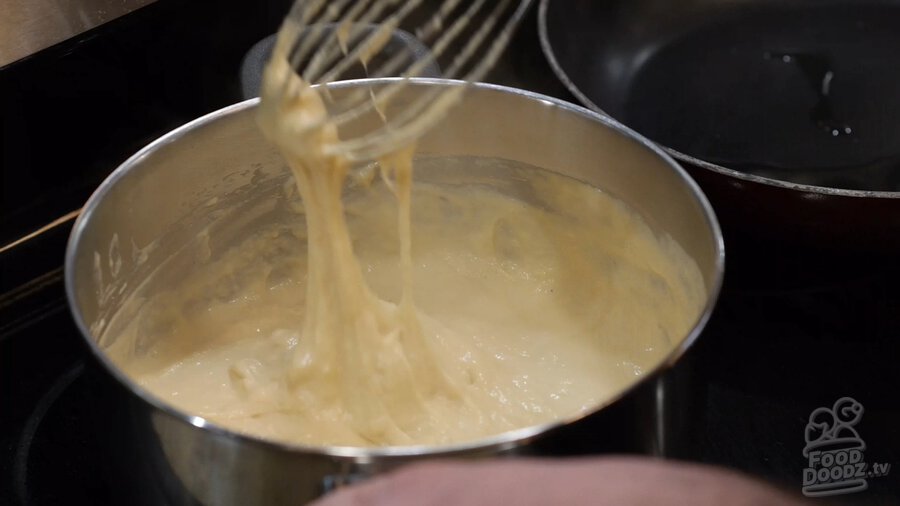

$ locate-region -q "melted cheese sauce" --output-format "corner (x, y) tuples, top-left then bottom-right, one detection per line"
(110, 159), (706, 447)
(106, 19), (706, 448)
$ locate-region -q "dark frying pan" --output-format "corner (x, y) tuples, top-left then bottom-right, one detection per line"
(539, 0), (900, 286)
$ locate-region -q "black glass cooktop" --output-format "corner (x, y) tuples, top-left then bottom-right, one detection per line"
(1, 2), (897, 505)
(4, 242), (898, 505)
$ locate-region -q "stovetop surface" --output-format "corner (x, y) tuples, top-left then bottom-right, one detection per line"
(4, 257), (898, 505)
(1, 2), (898, 505)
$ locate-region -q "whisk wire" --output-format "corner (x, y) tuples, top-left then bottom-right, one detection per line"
(312, 0), (467, 118)
(311, 0), (428, 84)
(323, 0), (497, 128)
(289, 0), (360, 75)
(301, 0), (403, 83)
(271, 0), (533, 161)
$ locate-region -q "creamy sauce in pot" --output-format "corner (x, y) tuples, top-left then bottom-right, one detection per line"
(108, 159), (706, 447)
(104, 20), (706, 448)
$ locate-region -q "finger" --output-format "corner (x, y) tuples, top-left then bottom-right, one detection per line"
(311, 457), (811, 506)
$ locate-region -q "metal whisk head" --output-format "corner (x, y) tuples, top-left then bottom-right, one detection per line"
(262, 0), (534, 161)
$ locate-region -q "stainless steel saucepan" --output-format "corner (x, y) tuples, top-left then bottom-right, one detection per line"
(66, 79), (723, 505)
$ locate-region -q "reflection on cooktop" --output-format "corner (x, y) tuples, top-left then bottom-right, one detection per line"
(695, 273), (900, 504)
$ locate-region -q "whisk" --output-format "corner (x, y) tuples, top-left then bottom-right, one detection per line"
(261, 0), (534, 161)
